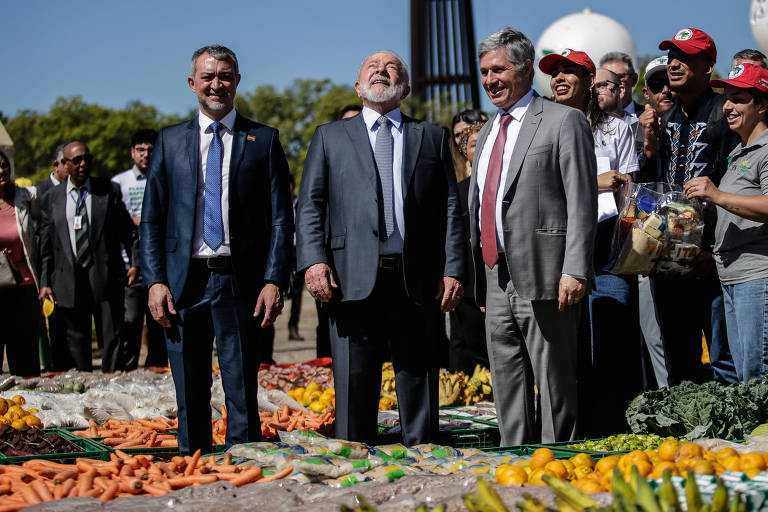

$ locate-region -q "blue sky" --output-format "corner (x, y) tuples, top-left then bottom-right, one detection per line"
(1, 1), (759, 117)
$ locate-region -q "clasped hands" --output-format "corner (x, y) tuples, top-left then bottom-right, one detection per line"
(304, 262), (463, 312)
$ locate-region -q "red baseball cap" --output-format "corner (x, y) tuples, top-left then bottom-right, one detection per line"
(710, 63), (768, 92)
(538, 49), (596, 76)
(659, 28), (717, 61)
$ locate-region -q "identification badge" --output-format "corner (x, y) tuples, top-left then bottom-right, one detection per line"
(73, 215), (83, 230)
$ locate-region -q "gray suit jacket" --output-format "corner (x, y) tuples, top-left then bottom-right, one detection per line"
(468, 94), (598, 303)
(296, 112), (466, 305)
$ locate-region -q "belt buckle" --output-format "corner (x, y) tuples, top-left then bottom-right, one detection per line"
(378, 255), (399, 271)
(206, 257), (226, 270)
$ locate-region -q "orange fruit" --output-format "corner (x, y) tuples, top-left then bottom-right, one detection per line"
(528, 468), (554, 485)
(571, 453), (595, 469)
(762, 453), (768, 467)
(23, 415), (41, 428)
(10, 419), (25, 429)
(626, 460), (653, 477)
(712, 462), (725, 476)
(573, 465), (593, 479)
(496, 464), (528, 485)
(595, 455), (620, 475)
(658, 439), (680, 462)
(677, 442), (703, 460)
(721, 456), (741, 472)
(745, 468), (761, 479)
(544, 460), (568, 479)
(692, 460), (715, 475)
(581, 480), (604, 493)
(703, 450), (717, 461)
(716, 448), (738, 462)
(11, 396), (25, 406)
(739, 453), (766, 472)
(530, 448), (556, 470)
(651, 461), (678, 479)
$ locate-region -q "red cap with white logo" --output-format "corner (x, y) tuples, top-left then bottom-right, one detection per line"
(659, 28), (717, 61)
(538, 49), (596, 76)
(710, 63), (768, 92)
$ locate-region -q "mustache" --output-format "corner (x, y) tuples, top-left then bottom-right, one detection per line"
(369, 74), (392, 87)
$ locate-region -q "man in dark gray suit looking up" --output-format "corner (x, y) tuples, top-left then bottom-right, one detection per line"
(469, 28), (597, 445)
(297, 51), (467, 445)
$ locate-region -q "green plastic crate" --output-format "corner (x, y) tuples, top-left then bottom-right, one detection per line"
(531, 440), (627, 457)
(0, 428), (110, 465)
(439, 427), (501, 449)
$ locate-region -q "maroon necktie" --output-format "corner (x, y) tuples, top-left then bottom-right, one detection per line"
(481, 113), (513, 269)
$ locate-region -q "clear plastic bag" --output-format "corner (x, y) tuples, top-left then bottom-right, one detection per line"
(610, 182), (704, 276)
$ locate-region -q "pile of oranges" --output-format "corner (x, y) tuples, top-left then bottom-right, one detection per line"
(495, 441), (768, 494)
(0, 395), (42, 429)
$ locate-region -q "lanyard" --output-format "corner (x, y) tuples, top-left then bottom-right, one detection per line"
(74, 188), (87, 211)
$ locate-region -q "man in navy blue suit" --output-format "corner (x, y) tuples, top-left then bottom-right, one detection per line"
(140, 45), (293, 455)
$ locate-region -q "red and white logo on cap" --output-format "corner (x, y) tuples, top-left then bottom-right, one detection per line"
(561, 49), (572, 56)
(674, 29), (694, 41)
(729, 65), (745, 79)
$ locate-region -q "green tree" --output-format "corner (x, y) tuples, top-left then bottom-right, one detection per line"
(235, 78), (360, 184)
(6, 97), (183, 182)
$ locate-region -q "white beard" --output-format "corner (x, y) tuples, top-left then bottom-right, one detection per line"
(359, 79), (405, 105)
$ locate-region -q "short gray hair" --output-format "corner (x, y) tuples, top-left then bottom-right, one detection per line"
(357, 51), (410, 86)
(599, 52), (635, 75)
(477, 28), (534, 68)
(53, 142), (69, 162)
(190, 45), (239, 76)
(732, 49), (768, 68)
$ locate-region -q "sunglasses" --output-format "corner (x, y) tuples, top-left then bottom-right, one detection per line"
(63, 154), (93, 165)
(647, 80), (669, 94)
(594, 80), (619, 91)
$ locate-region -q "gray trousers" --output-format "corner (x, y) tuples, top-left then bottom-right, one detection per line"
(638, 275), (668, 388)
(485, 259), (579, 445)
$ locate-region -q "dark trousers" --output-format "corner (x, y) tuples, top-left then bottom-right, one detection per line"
(288, 271), (303, 328)
(165, 262), (261, 455)
(316, 301), (331, 358)
(448, 298), (489, 374)
(56, 267), (124, 372)
(329, 265), (439, 446)
(48, 308), (75, 371)
(0, 284), (41, 376)
(651, 275), (736, 385)
(123, 282), (167, 368)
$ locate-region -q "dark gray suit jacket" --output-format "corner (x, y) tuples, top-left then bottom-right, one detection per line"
(39, 177), (139, 308)
(469, 94), (598, 303)
(296, 112), (466, 305)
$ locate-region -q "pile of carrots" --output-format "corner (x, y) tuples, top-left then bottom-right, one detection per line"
(0, 450), (293, 510)
(73, 418), (179, 450)
(260, 406), (335, 440)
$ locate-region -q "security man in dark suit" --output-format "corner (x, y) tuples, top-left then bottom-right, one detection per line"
(38, 141), (139, 372)
(297, 51), (466, 446)
(141, 45), (293, 455)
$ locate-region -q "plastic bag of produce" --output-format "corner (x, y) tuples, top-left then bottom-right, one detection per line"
(370, 443), (419, 461)
(408, 444), (461, 460)
(610, 182), (704, 276)
(290, 454), (381, 478)
(278, 430), (370, 458)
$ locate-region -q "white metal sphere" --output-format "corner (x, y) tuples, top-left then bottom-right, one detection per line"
(751, 0), (768, 55)
(534, 8), (638, 96)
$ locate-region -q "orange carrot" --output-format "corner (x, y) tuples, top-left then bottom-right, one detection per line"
(257, 466), (294, 482)
(54, 479), (76, 500)
(185, 449), (202, 476)
(168, 475), (218, 488)
(98, 481), (119, 502)
(118, 478), (143, 494)
(30, 480), (53, 502)
(20, 484), (41, 505)
(77, 468), (95, 496)
(231, 467), (263, 487)
(141, 483), (169, 496)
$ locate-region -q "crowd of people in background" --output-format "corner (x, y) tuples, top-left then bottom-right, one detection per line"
(2, 24), (768, 453)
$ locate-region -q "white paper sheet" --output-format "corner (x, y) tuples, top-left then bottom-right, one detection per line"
(596, 156), (618, 222)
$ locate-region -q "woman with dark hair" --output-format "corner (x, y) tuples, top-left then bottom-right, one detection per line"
(0, 150), (41, 376)
(450, 109), (488, 183)
(540, 50), (642, 436)
(686, 63), (768, 382)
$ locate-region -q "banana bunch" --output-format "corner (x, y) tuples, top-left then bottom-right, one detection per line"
(461, 364), (493, 406)
(439, 371), (466, 406)
(380, 363), (397, 410)
(463, 478), (511, 512)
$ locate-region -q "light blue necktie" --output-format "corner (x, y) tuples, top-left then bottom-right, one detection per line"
(204, 121), (224, 250)
(374, 116), (394, 239)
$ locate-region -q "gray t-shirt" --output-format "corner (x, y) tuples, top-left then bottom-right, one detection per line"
(714, 129), (768, 285)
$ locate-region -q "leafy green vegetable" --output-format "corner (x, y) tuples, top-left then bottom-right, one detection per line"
(626, 375), (768, 440)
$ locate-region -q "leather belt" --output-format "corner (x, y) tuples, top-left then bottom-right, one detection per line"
(378, 254), (402, 271)
(192, 255), (233, 273)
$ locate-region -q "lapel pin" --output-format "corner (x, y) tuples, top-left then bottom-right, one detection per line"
(247, 135), (256, 142)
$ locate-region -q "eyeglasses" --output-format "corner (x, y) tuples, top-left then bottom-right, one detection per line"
(595, 81), (619, 92)
(647, 80), (669, 94)
(133, 145), (153, 154)
(63, 154), (93, 165)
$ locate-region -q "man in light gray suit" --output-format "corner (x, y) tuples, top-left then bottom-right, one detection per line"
(468, 28), (597, 444)
(297, 51), (466, 445)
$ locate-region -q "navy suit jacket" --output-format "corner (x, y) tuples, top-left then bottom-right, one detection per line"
(140, 113), (294, 307)
(296, 112), (466, 305)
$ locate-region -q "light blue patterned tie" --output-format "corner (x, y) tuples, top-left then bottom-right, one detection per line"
(374, 116), (394, 239)
(204, 121), (224, 250)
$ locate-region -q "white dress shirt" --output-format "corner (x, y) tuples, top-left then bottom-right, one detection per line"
(49, 172), (61, 186)
(65, 177), (92, 257)
(361, 106), (405, 255)
(193, 108), (235, 257)
(475, 88), (534, 252)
